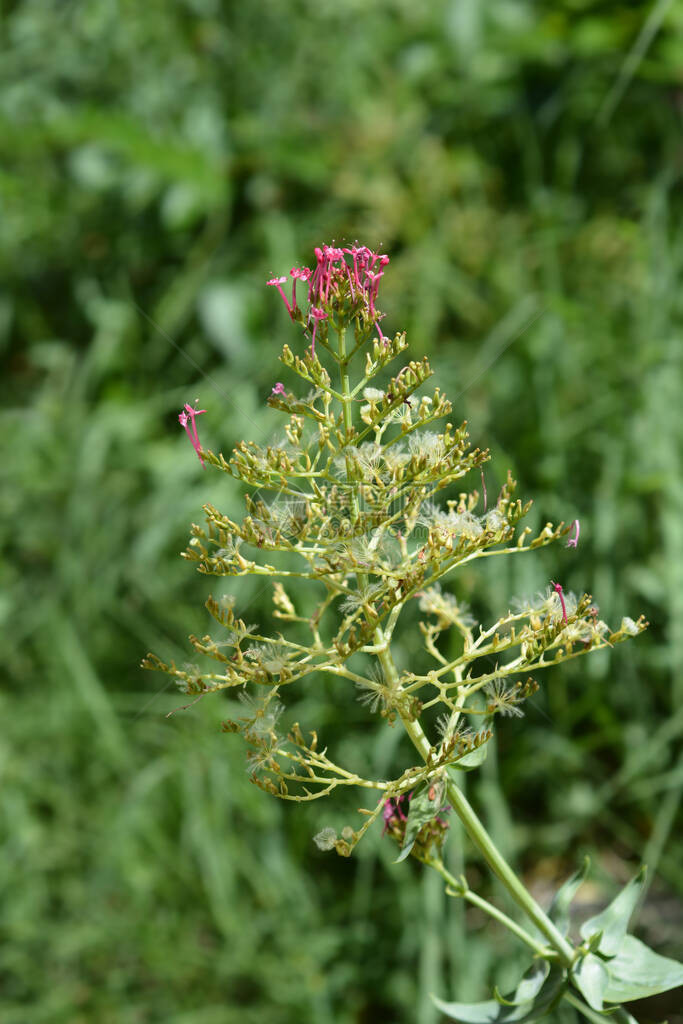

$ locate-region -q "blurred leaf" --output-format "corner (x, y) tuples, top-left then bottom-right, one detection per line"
(602, 935), (683, 1003)
(548, 857), (590, 936)
(579, 867), (646, 956)
(197, 283), (250, 364)
(433, 962), (565, 1022)
(571, 953), (609, 1012)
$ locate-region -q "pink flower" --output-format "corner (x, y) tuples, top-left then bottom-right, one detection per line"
(567, 519), (580, 548)
(551, 580), (568, 623)
(178, 402), (207, 468)
(364, 269), (384, 314)
(322, 246), (344, 302)
(309, 247), (325, 303)
(382, 800), (396, 830)
(290, 267), (311, 310)
(309, 306), (328, 357)
(382, 794), (409, 835)
(271, 382), (287, 398)
(271, 243), (390, 346)
(266, 276), (294, 318)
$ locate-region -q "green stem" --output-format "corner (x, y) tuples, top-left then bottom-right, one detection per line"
(398, 708), (575, 965)
(563, 991), (636, 1024)
(337, 323), (354, 440)
(427, 857), (548, 958)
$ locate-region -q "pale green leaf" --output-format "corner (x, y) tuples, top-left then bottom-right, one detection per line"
(571, 953), (609, 1011)
(580, 867), (646, 956)
(603, 935), (683, 1003)
(433, 962), (566, 1022)
(548, 857), (590, 935)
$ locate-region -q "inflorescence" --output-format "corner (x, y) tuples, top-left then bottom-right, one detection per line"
(157, 242), (647, 862)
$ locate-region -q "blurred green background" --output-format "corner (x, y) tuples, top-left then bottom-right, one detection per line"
(2, 1), (682, 1021)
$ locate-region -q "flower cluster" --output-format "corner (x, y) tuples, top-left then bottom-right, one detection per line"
(268, 243), (391, 354)
(154, 241), (646, 863)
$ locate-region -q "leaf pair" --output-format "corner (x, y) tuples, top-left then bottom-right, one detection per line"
(572, 866), (683, 1010)
(433, 961), (565, 1023)
(435, 862), (683, 1022)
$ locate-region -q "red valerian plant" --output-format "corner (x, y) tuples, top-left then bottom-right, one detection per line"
(151, 243), (682, 1022)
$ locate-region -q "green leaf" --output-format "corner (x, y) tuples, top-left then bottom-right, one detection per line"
(548, 857), (590, 936)
(603, 935), (683, 1003)
(571, 953), (609, 1011)
(492, 962), (548, 1007)
(448, 739), (490, 773)
(579, 867), (646, 956)
(394, 783), (446, 863)
(433, 962), (566, 1022)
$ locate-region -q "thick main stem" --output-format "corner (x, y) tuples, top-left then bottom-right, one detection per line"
(429, 859), (637, 1023)
(397, 706), (575, 965)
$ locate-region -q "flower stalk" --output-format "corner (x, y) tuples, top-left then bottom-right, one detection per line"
(148, 242), (655, 1023)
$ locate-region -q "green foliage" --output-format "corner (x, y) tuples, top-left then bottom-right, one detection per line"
(603, 936), (683, 1004)
(436, 865), (683, 1019)
(579, 867), (646, 957)
(571, 955), (610, 1013)
(434, 962), (566, 1023)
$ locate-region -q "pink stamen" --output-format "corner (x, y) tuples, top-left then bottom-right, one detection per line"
(322, 247), (343, 302)
(567, 519), (580, 548)
(290, 266), (311, 310)
(178, 402), (207, 468)
(551, 581), (568, 623)
(271, 382), (286, 398)
(343, 260), (356, 300)
(309, 307), (328, 357)
(364, 269), (383, 315)
(266, 276), (294, 318)
(309, 248), (325, 302)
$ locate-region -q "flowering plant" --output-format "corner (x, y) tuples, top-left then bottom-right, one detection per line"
(144, 244), (682, 1021)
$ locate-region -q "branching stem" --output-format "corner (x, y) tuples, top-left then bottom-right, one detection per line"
(397, 701), (575, 965)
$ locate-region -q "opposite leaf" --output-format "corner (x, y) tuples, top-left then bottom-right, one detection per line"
(548, 857), (590, 937)
(433, 962), (566, 1023)
(579, 867), (646, 956)
(603, 934), (683, 1003)
(571, 953), (609, 1012)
